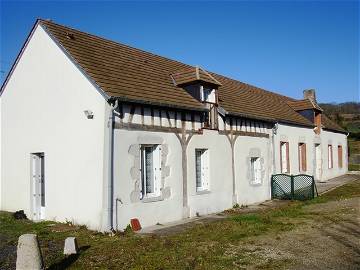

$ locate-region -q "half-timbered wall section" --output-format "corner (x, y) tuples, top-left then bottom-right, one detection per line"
(218, 115), (270, 136)
(114, 103), (203, 132)
(113, 103), (271, 137)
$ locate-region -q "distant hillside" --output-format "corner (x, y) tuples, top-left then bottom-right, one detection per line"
(319, 102), (360, 135)
(320, 102), (360, 170)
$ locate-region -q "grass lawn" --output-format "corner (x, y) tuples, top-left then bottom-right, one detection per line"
(1, 179), (359, 269)
(348, 138), (360, 171)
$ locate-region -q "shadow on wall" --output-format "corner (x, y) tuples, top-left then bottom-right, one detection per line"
(47, 245), (90, 270)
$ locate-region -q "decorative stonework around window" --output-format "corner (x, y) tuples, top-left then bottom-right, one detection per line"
(280, 135), (288, 142)
(247, 148), (265, 186)
(298, 136), (306, 143)
(128, 136), (171, 203)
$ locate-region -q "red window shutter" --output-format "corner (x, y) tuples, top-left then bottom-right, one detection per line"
(338, 146), (343, 168)
(286, 142), (290, 173)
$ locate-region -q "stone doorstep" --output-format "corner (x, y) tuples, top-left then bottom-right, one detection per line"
(136, 174), (359, 235)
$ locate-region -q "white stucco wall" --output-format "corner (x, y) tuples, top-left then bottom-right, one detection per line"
(187, 130), (233, 217)
(112, 126), (274, 229)
(1, 25), (107, 230)
(0, 98), (1, 209)
(235, 136), (272, 205)
(320, 129), (348, 180)
(274, 124), (347, 181)
(113, 129), (184, 230)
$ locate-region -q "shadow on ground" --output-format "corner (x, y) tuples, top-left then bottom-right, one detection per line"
(47, 245), (90, 270)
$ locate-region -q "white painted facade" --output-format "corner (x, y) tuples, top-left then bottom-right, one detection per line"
(1, 25), (107, 230)
(274, 124), (347, 181)
(0, 22), (348, 232)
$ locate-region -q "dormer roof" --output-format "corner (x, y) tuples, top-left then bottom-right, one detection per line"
(171, 66), (222, 87)
(287, 99), (323, 112)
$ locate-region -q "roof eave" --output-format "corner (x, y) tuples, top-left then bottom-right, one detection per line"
(111, 95), (208, 112)
(0, 19), (41, 96)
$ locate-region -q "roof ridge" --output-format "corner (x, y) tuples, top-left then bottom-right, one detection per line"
(198, 66), (222, 86)
(39, 19), (296, 102)
(39, 19), (194, 70)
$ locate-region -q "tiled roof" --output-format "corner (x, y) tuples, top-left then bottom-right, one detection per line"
(37, 20), (345, 132)
(321, 114), (347, 133)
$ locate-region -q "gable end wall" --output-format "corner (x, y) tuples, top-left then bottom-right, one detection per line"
(1, 25), (107, 230)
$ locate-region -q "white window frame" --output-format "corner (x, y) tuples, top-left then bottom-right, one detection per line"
(195, 149), (209, 192)
(250, 157), (261, 184)
(328, 144), (333, 169)
(140, 144), (161, 199)
(201, 86), (216, 103)
(280, 142), (289, 174)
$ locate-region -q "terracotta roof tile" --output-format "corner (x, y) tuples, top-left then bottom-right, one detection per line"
(287, 99), (323, 112)
(37, 20), (345, 132)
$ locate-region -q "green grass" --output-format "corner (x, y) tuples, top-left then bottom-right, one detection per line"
(349, 164), (360, 171)
(1, 179), (359, 269)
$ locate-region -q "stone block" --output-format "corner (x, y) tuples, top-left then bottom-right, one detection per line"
(63, 237), (78, 255)
(16, 234), (43, 270)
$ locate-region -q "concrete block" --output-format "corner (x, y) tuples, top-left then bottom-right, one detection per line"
(16, 234), (44, 270)
(63, 237), (78, 255)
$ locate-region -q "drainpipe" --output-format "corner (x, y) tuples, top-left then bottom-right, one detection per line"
(271, 122), (279, 175)
(108, 99), (118, 232)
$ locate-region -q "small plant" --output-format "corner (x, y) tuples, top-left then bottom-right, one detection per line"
(123, 224), (133, 234)
(240, 204), (248, 209)
(79, 224), (88, 230)
(233, 203), (240, 208)
(65, 219), (74, 226)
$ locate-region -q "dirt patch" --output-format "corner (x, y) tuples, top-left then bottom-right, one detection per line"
(229, 197), (360, 270)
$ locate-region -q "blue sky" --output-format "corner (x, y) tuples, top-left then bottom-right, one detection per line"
(1, 1), (359, 103)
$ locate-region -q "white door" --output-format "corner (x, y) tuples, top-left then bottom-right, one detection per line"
(315, 144), (322, 181)
(31, 153), (45, 220)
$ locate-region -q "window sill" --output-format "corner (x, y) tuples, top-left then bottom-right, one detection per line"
(250, 182), (262, 186)
(196, 190), (211, 195)
(142, 195), (164, 203)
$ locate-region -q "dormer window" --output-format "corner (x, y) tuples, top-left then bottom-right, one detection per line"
(287, 89), (323, 134)
(171, 66), (221, 130)
(201, 86), (216, 103)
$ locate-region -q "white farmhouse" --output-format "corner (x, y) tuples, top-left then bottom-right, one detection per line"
(0, 20), (347, 231)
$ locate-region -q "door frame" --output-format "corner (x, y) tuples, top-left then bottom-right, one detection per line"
(30, 152), (45, 221)
(314, 144), (322, 181)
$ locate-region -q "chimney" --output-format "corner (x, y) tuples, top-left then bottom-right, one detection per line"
(303, 89), (316, 102)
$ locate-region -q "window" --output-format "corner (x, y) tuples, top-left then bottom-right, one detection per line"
(298, 143), (307, 172)
(140, 145), (161, 198)
(280, 142), (290, 173)
(338, 145), (343, 168)
(328, 145), (333, 169)
(195, 149), (209, 192)
(250, 157), (261, 184)
(201, 86), (216, 103)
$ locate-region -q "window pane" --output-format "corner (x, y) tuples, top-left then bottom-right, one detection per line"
(145, 146), (154, 194)
(195, 150), (202, 189)
(251, 157), (261, 184)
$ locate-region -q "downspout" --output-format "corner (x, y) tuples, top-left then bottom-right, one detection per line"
(108, 99), (118, 232)
(272, 122), (279, 175)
